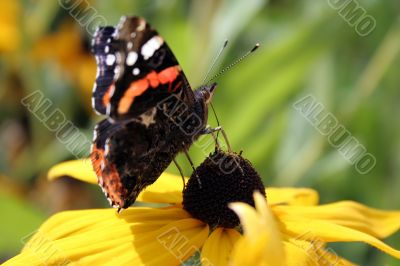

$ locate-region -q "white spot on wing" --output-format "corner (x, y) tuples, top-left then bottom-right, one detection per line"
(106, 54), (116, 66)
(109, 84), (115, 97)
(126, 52), (138, 66)
(132, 68), (140, 75)
(104, 46), (110, 53)
(92, 96), (102, 115)
(115, 51), (123, 65)
(112, 52), (123, 80)
(94, 55), (101, 78)
(106, 103), (111, 116)
(114, 65), (122, 80)
(92, 129), (97, 141)
(127, 42), (133, 49)
(141, 36), (164, 60)
(139, 107), (157, 128)
(136, 19), (146, 31)
(104, 138), (110, 156)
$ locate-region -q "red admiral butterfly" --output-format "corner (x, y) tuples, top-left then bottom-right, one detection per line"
(90, 16), (216, 210)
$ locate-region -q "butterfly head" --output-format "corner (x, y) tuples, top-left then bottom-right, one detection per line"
(196, 82), (217, 105)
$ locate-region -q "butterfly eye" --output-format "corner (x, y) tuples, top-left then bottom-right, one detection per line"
(203, 83), (217, 105)
(202, 90), (211, 104)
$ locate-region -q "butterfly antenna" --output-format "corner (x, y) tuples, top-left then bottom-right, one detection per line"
(202, 39), (229, 84)
(206, 43), (260, 84)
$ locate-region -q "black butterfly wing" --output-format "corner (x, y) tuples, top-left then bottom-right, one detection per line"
(91, 113), (180, 209)
(91, 16), (194, 119)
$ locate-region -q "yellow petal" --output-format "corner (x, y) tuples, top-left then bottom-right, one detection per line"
(48, 160), (185, 204)
(274, 201), (400, 238)
(229, 201), (261, 238)
(104, 218), (209, 266)
(230, 234), (270, 266)
(25, 207), (191, 241)
(254, 191), (269, 221)
(229, 192), (285, 266)
(284, 239), (356, 266)
(266, 187), (319, 206)
(279, 212), (400, 259)
(283, 239), (319, 266)
(48, 159), (97, 184)
(314, 248), (356, 266)
(136, 173), (186, 204)
(4, 207), (206, 266)
(201, 228), (241, 266)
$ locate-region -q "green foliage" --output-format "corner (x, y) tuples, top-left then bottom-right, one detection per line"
(0, 193), (45, 259)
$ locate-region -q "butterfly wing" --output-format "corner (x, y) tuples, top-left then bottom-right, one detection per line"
(91, 114), (180, 209)
(91, 16), (194, 119)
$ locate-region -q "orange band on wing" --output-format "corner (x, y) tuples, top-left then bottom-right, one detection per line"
(117, 66), (181, 114)
(118, 79), (149, 114)
(147, 71), (159, 88)
(91, 145), (125, 207)
(158, 66), (180, 84)
(103, 163), (125, 207)
(102, 84), (115, 106)
(91, 145), (105, 179)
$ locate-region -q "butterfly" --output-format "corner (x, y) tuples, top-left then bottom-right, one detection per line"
(90, 16), (216, 210)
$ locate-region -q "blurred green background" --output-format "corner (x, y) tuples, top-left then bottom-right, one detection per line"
(1, 0), (400, 265)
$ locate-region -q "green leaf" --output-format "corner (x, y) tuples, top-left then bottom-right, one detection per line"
(0, 192), (46, 257)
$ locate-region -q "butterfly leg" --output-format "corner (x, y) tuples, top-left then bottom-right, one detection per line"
(201, 126), (232, 152)
(172, 157), (186, 190)
(203, 125), (221, 149)
(201, 126), (244, 176)
(183, 147), (202, 188)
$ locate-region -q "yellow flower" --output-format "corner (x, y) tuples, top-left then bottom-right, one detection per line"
(230, 191), (400, 265)
(4, 159), (400, 266)
(0, 1), (20, 53)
